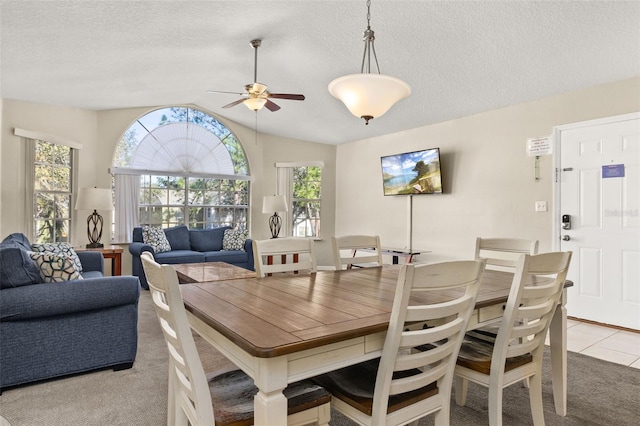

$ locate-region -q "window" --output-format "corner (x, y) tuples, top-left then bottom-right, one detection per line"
(33, 140), (74, 243)
(276, 162), (323, 238)
(112, 107), (250, 234)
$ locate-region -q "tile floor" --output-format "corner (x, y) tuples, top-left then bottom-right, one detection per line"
(561, 318), (640, 368)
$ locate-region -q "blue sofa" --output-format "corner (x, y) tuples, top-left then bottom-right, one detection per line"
(129, 225), (254, 290)
(0, 233), (140, 393)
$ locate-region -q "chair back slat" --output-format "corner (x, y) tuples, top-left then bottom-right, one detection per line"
(475, 237), (539, 272)
(332, 235), (383, 270)
(253, 237), (317, 277)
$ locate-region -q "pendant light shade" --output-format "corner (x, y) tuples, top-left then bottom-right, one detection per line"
(329, 74), (410, 123)
(329, 0), (410, 125)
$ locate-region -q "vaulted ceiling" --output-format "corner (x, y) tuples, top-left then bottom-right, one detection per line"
(1, 1), (639, 145)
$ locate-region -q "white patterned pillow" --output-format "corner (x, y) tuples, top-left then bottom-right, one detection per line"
(142, 226), (172, 253)
(222, 229), (248, 251)
(31, 242), (83, 273)
(29, 252), (84, 283)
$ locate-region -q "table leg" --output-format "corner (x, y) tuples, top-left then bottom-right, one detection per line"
(253, 357), (288, 425)
(549, 289), (567, 416)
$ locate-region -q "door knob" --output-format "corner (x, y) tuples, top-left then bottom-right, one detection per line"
(562, 235), (570, 241)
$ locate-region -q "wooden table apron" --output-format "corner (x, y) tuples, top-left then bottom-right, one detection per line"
(181, 265), (570, 425)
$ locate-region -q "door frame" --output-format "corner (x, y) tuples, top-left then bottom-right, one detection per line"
(552, 111), (640, 250)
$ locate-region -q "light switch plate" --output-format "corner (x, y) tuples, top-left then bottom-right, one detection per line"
(535, 201), (547, 212)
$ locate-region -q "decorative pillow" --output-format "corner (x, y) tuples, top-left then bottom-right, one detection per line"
(222, 229), (248, 251)
(29, 252), (83, 283)
(31, 242), (83, 273)
(163, 225), (191, 251)
(0, 245), (43, 288)
(189, 227), (231, 252)
(142, 226), (172, 253)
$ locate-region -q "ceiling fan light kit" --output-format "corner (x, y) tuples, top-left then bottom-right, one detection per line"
(329, 0), (410, 125)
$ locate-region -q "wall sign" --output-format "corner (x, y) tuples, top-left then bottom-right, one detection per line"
(602, 164), (625, 178)
(526, 136), (552, 157)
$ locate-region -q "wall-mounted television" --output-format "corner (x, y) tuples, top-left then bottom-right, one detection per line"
(381, 148), (443, 196)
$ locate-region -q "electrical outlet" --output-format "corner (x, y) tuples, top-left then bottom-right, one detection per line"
(535, 201), (547, 212)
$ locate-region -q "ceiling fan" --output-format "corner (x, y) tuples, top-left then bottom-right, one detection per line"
(207, 39), (305, 112)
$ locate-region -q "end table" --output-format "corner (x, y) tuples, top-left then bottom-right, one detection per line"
(75, 245), (123, 276)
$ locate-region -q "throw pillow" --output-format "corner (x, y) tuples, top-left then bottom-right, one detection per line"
(31, 242), (83, 273)
(29, 252), (83, 283)
(0, 245), (43, 288)
(222, 229), (248, 251)
(163, 225), (191, 250)
(142, 225), (172, 253)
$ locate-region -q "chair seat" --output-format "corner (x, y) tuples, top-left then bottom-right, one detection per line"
(456, 333), (533, 375)
(210, 369), (331, 426)
(312, 358), (438, 416)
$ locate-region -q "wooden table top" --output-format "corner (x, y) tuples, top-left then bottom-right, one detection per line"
(181, 265), (570, 359)
(172, 262), (256, 283)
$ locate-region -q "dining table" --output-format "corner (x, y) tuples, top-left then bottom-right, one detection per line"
(181, 264), (572, 425)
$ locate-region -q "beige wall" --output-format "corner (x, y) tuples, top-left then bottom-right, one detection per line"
(1, 102), (337, 270)
(335, 77), (640, 264)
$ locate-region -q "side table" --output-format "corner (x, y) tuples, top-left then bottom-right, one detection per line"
(75, 245), (123, 276)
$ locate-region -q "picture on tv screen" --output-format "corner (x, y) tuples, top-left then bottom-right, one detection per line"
(381, 148), (443, 196)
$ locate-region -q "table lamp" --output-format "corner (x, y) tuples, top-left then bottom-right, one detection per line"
(75, 187), (113, 248)
(262, 195), (288, 238)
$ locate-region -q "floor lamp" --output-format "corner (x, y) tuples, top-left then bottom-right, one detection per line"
(75, 187), (113, 248)
(262, 195), (288, 238)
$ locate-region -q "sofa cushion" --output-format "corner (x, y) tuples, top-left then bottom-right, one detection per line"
(189, 227), (231, 252)
(30, 252), (84, 283)
(163, 225), (191, 250)
(222, 229), (248, 251)
(142, 226), (171, 253)
(31, 242), (83, 273)
(0, 245), (43, 289)
(154, 250), (205, 264)
(203, 250), (249, 264)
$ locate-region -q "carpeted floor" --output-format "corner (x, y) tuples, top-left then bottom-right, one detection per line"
(1, 291), (639, 426)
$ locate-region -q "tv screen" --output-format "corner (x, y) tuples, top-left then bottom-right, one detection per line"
(381, 148), (443, 196)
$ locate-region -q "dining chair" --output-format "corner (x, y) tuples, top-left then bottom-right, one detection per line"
(332, 234), (383, 270)
(313, 259), (486, 426)
(253, 237), (317, 277)
(453, 251), (572, 426)
(475, 237), (539, 272)
(140, 252), (331, 426)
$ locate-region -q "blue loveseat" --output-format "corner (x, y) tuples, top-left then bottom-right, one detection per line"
(129, 225), (254, 290)
(0, 233), (140, 393)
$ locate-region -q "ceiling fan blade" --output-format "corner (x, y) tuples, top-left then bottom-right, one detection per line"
(268, 93), (305, 101)
(206, 90), (246, 96)
(222, 98), (248, 109)
(264, 99), (281, 112)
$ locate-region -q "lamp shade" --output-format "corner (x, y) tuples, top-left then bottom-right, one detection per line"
(262, 195), (288, 213)
(75, 187), (113, 211)
(328, 73), (411, 120)
(244, 97), (267, 111)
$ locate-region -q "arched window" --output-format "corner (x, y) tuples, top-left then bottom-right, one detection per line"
(111, 107), (250, 239)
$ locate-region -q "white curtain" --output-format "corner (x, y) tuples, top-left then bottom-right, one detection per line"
(114, 174), (139, 243)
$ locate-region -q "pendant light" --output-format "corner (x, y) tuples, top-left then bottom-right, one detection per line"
(329, 0), (410, 125)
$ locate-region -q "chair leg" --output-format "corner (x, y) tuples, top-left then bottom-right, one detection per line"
(488, 382), (504, 426)
(434, 405), (449, 426)
(528, 373), (546, 426)
(454, 376), (469, 406)
(167, 363), (176, 426)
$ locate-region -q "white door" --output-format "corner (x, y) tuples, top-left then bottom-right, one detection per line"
(555, 113), (640, 330)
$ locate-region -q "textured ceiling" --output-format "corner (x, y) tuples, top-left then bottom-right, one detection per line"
(1, 1), (639, 145)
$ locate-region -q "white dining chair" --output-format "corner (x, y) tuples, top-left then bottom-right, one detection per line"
(475, 237), (539, 272)
(140, 252), (331, 426)
(313, 259), (486, 426)
(252, 237), (317, 277)
(332, 234), (383, 270)
(454, 251), (572, 426)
